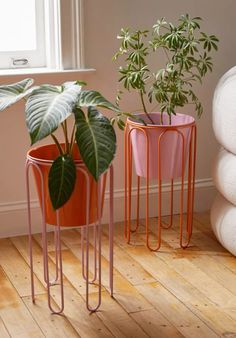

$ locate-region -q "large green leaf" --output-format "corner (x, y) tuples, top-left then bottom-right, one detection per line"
(77, 90), (120, 112)
(0, 78), (34, 111)
(75, 107), (116, 180)
(48, 155), (76, 210)
(26, 83), (82, 145)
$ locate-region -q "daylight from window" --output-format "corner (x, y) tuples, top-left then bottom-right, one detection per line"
(0, 0), (36, 51)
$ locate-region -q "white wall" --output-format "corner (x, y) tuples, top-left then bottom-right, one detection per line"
(0, 0), (235, 237)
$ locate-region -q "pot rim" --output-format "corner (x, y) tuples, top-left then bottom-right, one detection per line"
(27, 143), (84, 167)
(127, 112), (195, 129)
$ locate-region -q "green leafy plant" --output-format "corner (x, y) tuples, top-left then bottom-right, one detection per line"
(113, 14), (219, 125)
(0, 78), (120, 209)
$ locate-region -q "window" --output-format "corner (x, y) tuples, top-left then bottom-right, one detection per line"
(0, 0), (84, 71)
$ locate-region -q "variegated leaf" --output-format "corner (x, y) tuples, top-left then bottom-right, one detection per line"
(48, 155), (76, 209)
(77, 90), (120, 112)
(75, 107), (116, 180)
(26, 83), (82, 145)
(0, 78), (34, 111)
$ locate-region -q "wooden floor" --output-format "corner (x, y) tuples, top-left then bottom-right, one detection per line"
(0, 212), (236, 337)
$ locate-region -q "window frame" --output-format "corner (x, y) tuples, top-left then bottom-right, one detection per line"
(59, 0), (84, 69)
(0, 0), (84, 71)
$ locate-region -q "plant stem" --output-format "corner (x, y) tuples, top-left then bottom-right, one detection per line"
(140, 90), (155, 124)
(69, 123), (76, 155)
(162, 46), (171, 63)
(62, 120), (70, 153)
(51, 134), (64, 155)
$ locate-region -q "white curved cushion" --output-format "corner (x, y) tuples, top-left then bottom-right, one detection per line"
(211, 193), (236, 256)
(213, 147), (236, 205)
(213, 66), (236, 154)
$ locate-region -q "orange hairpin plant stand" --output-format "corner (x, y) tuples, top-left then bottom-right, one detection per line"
(124, 113), (196, 251)
(26, 145), (114, 313)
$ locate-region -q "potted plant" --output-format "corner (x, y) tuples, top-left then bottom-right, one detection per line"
(113, 14), (219, 179)
(0, 78), (121, 226)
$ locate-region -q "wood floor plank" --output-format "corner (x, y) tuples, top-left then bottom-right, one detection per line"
(213, 254), (236, 275)
(116, 238), (236, 336)
(140, 215), (223, 256)
(61, 242), (154, 314)
(51, 281), (114, 338)
(159, 254), (236, 307)
(136, 282), (219, 338)
(111, 272), (154, 314)
(160, 214), (230, 257)
(157, 214), (236, 327)
(130, 308), (185, 338)
(174, 215), (236, 277)
(58, 227), (153, 314)
(0, 238), (45, 297)
(185, 254), (236, 298)
(103, 219), (235, 332)
(136, 216), (236, 335)
(59, 229), (82, 245)
(105, 221), (146, 248)
(61, 228), (155, 286)
(13, 233), (151, 316)
(32, 232), (104, 295)
(22, 294), (80, 338)
(138, 215), (229, 260)
(11, 236), (114, 337)
(94, 291), (149, 338)
(4, 212), (236, 337)
(156, 250), (236, 323)
(11, 235), (58, 285)
(33, 232), (68, 251)
(147, 215), (228, 255)
(193, 212), (212, 229)
(156, 216), (236, 307)
(0, 316), (10, 338)
(48, 249), (102, 296)
(0, 266), (44, 337)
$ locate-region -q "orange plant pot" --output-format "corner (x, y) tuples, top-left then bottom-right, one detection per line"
(27, 144), (106, 227)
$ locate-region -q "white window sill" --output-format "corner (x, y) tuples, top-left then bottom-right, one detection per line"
(0, 67), (96, 77)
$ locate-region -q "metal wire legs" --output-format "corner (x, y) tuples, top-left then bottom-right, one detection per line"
(26, 157), (114, 313)
(124, 123), (197, 251)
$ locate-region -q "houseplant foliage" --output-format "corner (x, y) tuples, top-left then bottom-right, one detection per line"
(113, 14), (219, 124)
(0, 78), (121, 209)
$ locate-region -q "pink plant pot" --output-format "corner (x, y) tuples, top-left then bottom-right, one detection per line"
(127, 112), (195, 180)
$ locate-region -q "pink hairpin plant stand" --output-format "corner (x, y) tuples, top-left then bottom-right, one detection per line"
(26, 144), (114, 313)
(124, 112), (197, 251)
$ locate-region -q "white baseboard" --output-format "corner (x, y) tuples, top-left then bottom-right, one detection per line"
(0, 178), (216, 238)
